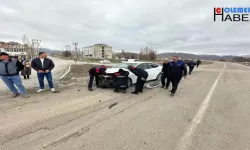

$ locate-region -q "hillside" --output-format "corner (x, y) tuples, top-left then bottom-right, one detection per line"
(243, 55), (250, 58)
(157, 52), (236, 60)
(37, 48), (61, 54)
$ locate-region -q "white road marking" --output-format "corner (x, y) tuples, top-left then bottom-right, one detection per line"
(175, 63), (227, 150)
(59, 65), (71, 79)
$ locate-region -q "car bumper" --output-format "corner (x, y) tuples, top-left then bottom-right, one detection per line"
(99, 75), (114, 87)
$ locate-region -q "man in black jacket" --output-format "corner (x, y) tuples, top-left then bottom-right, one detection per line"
(196, 59), (201, 68)
(188, 59), (196, 75)
(128, 65), (148, 94)
(113, 69), (129, 93)
(31, 52), (57, 93)
(161, 58), (170, 89)
(0, 52), (30, 98)
(168, 56), (187, 96)
(88, 65), (107, 91)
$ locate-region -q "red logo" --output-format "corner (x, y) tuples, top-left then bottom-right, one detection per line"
(215, 7), (222, 14)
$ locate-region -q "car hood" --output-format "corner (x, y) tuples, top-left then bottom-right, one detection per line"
(105, 68), (130, 74)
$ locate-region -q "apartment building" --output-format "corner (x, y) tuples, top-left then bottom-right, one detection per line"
(83, 44), (112, 59)
(0, 41), (28, 59)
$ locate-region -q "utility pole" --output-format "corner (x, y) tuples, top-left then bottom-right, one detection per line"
(82, 47), (84, 58)
(31, 39), (41, 58)
(72, 42), (78, 63)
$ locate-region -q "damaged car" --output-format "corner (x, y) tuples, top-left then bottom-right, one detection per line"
(98, 61), (162, 87)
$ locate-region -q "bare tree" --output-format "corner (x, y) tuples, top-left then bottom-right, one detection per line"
(62, 51), (72, 57)
(22, 34), (35, 58)
(121, 49), (125, 57)
(139, 46), (157, 60)
(148, 51), (157, 60)
(233, 56), (250, 62)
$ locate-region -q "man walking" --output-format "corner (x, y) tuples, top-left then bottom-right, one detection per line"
(196, 59), (201, 68)
(188, 59), (196, 75)
(128, 65), (148, 94)
(168, 56), (187, 96)
(31, 52), (57, 93)
(161, 58), (170, 89)
(0, 52), (30, 98)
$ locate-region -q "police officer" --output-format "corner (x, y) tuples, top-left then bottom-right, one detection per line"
(88, 65), (107, 91)
(188, 59), (196, 75)
(128, 65), (148, 94)
(161, 58), (170, 89)
(196, 59), (201, 68)
(168, 56), (187, 96)
(113, 69), (129, 93)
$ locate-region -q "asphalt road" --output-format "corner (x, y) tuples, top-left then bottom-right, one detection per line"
(1, 62), (250, 150)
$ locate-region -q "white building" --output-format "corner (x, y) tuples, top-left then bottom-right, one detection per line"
(0, 41), (28, 59)
(83, 44), (112, 59)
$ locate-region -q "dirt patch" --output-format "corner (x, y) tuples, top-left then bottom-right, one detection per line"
(240, 62), (250, 66)
(64, 64), (99, 79)
(59, 64), (103, 87)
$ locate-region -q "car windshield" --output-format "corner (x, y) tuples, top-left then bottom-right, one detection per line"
(112, 63), (137, 68)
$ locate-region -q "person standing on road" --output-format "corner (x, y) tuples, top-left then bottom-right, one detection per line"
(0, 52), (30, 98)
(128, 65), (148, 95)
(161, 58), (170, 89)
(88, 65), (107, 91)
(188, 59), (196, 75)
(21, 59), (32, 79)
(196, 59), (201, 68)
(31, 52), (57, 93)
(168, 56), (187, 96)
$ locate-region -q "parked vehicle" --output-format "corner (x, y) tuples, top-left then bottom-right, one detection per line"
(98, 61), (162, 87)
(99, 60), (110, 64)
(121, 59), (139, 63)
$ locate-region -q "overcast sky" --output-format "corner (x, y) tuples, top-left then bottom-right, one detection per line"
(1, 0), (250, 55)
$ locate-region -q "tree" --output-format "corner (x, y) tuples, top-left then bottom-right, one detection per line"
(62, 50), (72, 57)
(233, 56), (250, 62)
(22, 34), (34, 58)
(139, 46), (157, 60)
(148, 51), (157, 60)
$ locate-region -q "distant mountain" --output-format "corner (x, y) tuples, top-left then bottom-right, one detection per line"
(157, 52), (236, 60)
(37, 48), (61, 54)
(243, 55), (250, 58)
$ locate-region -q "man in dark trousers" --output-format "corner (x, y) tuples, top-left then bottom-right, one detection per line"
(161, 58), (170, 89)
(196, 59), (201, 68)
(31, 52), (58, 93)
(128, 65), (148, 95)
(168, 56), (187, 96)
(188, 59), (196, 75)
(88, 65), (107, 91)
(0, 52), (30, 98)
(113, 69), (129, 93)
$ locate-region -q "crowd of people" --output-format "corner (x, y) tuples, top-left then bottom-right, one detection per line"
(0, 51), (58, 98)
(1, 51), (201, 99)
(87, 56), (201, 97)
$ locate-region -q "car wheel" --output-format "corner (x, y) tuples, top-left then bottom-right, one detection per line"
(128, 78), (132, 87)
(156, 73), (162, 81)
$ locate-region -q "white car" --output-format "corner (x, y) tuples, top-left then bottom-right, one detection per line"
(99, 61), (162, 87)
(99, 60), (110, 64)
